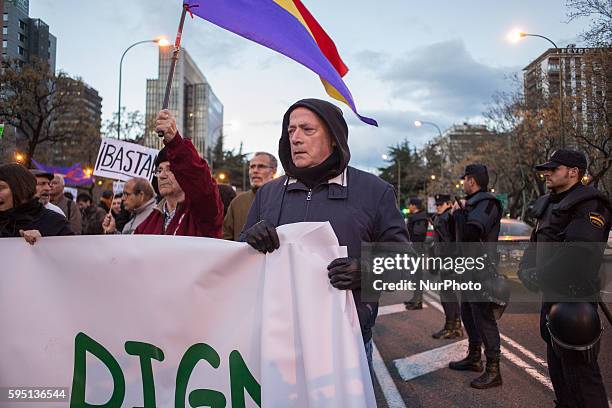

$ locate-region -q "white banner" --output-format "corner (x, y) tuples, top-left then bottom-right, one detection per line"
(0, 222), (374, 407)
(94, 138), (159, 182)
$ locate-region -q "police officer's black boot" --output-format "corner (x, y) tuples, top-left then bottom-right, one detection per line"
(448, 345), (483, 371)
(403, 295), (423, 310)
(432, 319), (454, 339)
(452, 318), (464, 338)
(470, 357), (502, 389)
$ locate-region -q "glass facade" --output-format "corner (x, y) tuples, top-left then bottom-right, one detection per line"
(144, 47), (223, 158)
(144, 47), (223, 159)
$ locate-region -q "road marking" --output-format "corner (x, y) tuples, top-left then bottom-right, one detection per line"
(501, 333), (548, 369)
(372, 341), (407, 408)
(421, 292), (553, 390)
(421, 291), (548, 369)
(378, 295), (611, 405)
(500, 345), (553, 390)
(394, 339), (468, 381)
(379, 302), (427, 316)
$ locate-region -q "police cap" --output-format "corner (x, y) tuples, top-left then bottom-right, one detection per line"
(535, 149), (587, 171)
(461, 164), (488, 179)
(434, 194), (451, 205)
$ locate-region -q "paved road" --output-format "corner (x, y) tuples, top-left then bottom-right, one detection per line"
(371, 290), (612, 408)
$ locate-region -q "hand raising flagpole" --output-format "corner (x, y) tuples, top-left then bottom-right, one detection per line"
(158, 3), (198, 137)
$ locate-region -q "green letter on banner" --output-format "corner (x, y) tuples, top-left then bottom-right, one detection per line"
(229, 350), (261, 407)
(70, 332), (126, 408)
(175, 343), (226, 408)
(125, 341), (165, 408)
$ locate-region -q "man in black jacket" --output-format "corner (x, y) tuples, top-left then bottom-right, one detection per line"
(240, 98), (409, 368)
(77, 193), (107, 235)
(448, 164), (503, 389)
(431, 193), (463, 339)
(404, 197), (428, 310)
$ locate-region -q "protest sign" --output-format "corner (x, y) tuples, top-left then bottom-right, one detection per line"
(0, 222), (374, 407)
(64, 187), (78, 201)
(94, 138), (159, 182)
(112, 181), (125, 195)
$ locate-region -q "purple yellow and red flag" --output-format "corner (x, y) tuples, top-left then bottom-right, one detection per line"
(185, 0), (378, 126)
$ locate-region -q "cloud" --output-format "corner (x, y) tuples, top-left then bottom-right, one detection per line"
(343, 108), (447, 171)
(131, 0), (248, 69)
(384, 40), (518, 115)
(352, 50), (388, 71)
(355, 40), (520, 121)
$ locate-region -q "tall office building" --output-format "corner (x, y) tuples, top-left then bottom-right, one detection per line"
(36, 79), (103, 167)
(1, 0), (56, 71)
(443, 123), (497, 165)
(523, 46), (610, 132)
(144, 46), (223, 160)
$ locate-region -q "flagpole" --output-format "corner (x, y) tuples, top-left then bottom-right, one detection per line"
(158, 3), (192, 137)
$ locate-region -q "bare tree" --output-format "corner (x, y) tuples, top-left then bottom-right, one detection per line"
(566, 0), (612, 46)
(0, 58), (92, 166)
(102, 108), (145, 142)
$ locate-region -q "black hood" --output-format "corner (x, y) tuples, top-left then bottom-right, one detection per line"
(279, 98), (350, 181)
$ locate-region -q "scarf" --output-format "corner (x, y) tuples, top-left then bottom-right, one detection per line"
(285, 149), (342, 189)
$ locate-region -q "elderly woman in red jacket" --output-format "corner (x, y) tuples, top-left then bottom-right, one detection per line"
(135, 109), (224, 238)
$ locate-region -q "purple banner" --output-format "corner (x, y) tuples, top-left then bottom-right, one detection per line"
(32, 160), (93, 187)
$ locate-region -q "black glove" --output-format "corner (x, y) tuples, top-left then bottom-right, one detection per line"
(327, 257), (361, 290)
(244, 220), (280, 253)
(518, 267), (540, 293)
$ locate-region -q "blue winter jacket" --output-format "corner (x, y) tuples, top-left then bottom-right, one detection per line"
(241, 166), (409, 342)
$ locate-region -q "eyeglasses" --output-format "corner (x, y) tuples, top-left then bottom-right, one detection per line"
(122, 191), (135, 198)
(154, 167), (172, 177)
(249, 164), (274, 170)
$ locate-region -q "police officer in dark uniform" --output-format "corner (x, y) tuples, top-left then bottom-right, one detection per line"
(518, 149), (611, 407)
(448, 164), (503, 389)
(431, 193), (464, 339)
(404, 197), (429, 310)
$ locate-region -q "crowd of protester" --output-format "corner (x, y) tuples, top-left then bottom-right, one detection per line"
(1, 104), (610, 405)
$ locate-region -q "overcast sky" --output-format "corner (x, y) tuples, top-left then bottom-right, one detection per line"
(30, 0), (591, 171)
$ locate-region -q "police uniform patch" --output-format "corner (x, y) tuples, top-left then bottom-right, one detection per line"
(588, 212), (605, 229)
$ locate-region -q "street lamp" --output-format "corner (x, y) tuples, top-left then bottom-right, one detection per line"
(414, 120), (443, 138)
(14, 152), (25, 164)
(382, 154), (401, 206)
(507, 29), (565, 147)
(117, 37), (169, 140)
(415, 120), (444, 178)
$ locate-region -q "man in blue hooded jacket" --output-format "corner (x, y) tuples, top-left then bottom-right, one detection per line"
(240, 98), (409, 366)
